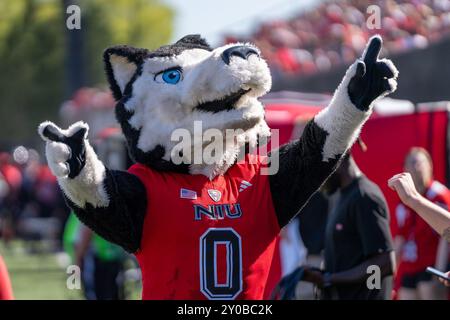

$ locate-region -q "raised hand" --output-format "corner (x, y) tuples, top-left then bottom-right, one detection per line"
(388, 172), (421, 208)
(38, 121), (89, 179)
(348, 35), (398, 111)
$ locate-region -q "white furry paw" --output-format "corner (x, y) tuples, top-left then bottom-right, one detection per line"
(38, 121), (89, 179)
(37, 120), (108, 208)
(45, 141), (71, 178)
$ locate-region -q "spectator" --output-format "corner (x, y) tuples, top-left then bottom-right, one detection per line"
(392, 147), (449, 299)
(388, 172), (450, 242)
(295, 192), (329, 299)
(63, 213), (126, 300)
(17, 153), (68, 248)
(389, 172), (450, 289)
(302, 154), (395, 300)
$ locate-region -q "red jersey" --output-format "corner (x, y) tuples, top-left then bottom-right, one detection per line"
(395, 180), (450, 275)
(128, 154), (281, 300)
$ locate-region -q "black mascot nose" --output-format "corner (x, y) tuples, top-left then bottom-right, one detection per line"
(221, 46), (259, 65)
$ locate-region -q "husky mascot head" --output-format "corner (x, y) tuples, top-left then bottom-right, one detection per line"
(103, 35), (272, 178)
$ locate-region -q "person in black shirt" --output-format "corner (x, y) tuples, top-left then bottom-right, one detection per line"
(303, 154), (395, 300)
(298, 192), (329, 256)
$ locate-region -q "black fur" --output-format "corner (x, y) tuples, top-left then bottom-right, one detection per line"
(221, 46), (258, 65)
(176, 34), (211, 49)
(149, 34), (212, 57)
(269, 119), (343, 228)
(347, 37), (396, 111)
(67, 169), (147, 253)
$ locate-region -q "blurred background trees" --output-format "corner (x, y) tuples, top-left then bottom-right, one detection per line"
(0, 0), (173, 146)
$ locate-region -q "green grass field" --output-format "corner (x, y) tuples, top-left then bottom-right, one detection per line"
(1, 241), (84, 299)
(1, 241), (142, 300)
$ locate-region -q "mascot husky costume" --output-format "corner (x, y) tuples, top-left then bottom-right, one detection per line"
(39, 35), (397, 299)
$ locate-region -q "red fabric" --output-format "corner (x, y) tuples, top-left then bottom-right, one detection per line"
(265, 105), (449, 299)
(0, 255), (13, 300)
(351, 111), (448, 298)
(266, 106), (449, 224)
(276, 48), (300, 73)
(129, 154), (281, 300)
(352, 111), (449, 233)
(395, 181), (450, 275)
(0, 164), (22, 191)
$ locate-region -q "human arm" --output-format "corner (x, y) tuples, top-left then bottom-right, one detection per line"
(388, 172), (450, 241)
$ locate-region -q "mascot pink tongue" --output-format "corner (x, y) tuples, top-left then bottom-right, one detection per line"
(38, 34), (398, 299)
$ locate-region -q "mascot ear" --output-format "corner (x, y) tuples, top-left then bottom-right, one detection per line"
(103, 45), (149, 100)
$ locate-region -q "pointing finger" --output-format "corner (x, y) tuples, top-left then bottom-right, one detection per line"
(363, 35), (382, 65)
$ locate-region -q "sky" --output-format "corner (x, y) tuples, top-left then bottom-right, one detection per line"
(163, 0), (321, 46)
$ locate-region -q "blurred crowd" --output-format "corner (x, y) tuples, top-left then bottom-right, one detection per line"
(0, 87), (117, 250)
(0, 149), (68, 249)
(225, 0), (450, 76)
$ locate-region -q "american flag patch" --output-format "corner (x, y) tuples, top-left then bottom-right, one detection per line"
(180, 188), (197, 200)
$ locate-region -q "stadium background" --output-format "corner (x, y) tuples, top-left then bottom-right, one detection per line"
(0, 0), (450, 299)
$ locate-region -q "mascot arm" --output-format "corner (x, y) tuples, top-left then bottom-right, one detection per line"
(38, 121), (147, 253)
(269, 36), (398, 228)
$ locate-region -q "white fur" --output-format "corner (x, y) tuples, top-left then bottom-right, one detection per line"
(59, 141), (109, 208)
(38, 120), (88, 143)
(38, 121), (109, 208)
(315, 56), (398, 161)
(45, 142), (71, 177)
(121, 43), (272, 179)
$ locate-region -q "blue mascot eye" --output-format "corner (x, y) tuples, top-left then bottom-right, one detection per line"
(161, 69), (181, 84)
